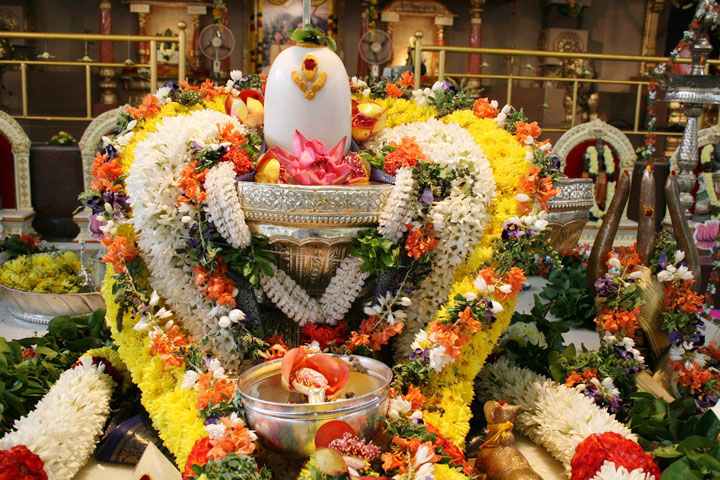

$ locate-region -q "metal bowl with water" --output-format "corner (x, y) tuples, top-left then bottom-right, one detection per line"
(236, 354), (392, 457)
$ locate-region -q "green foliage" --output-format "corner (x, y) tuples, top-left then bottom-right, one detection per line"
(191, 454), (272, 480)
(0, 310), (111, 433)
(429, 89), (476, 117)
(493, 231), (562, 277)
(351, 230), (400, 274)
(385, 416), (435, 442)
(0, 234), (47, 261)
(223, 237), (276, 288)
(175, 90), (203, 107)
(500, 296), (569, 377)
(538, 256), (597, 328)
(391, 359), (430, 393)
(290, 26), (336, 51)
(629, 393), (720, 479)
(359, 144), (395, 171)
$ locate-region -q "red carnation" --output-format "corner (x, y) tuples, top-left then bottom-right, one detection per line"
(183, 437), (212, 479)
(571, 432), (660, 480)
(0, 445), (47, 480)
(301, 323), (348, 349)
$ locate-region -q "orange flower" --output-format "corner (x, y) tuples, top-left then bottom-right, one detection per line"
(515, 121), (542, 144)
(404, 385), (426, 410)
(178, 161), (208, 204)
(664, 283), (704, 314)
(472, 98), (498, 119)
(91, 153), (124, 192)
(101, 235), (138, 273)
(565, 370), (584, 387)
(674, 361), (715, 394)
(370, 321), (404, 351)
(503, 267), (527, 298)
(398, 71), (415, 88)
(405, 223), (439, 260)
(518, 166), (558, 210)
(596, 308), (640, 337)
(701, 342), (720, 361)
(457, 307), (481, 334)
(386, 82), (404, 98)
(477, 267), (497, 288)
(381, 452), (406, 474)
(428, 323), (462, 358)
(196, 372), (236, 410)
(223, 147), (253, 175)
(218, 123), (246, 145)
(193, 263), (237, 308)
(181, 79), (224, 100)
(149, 324), (189, 367)
(207, 417), (257, 460)
(347, 331), (371, 352)
(384, 137), (426, 175)
(259, 343), (288, 361)
(126, 94), (161, 120)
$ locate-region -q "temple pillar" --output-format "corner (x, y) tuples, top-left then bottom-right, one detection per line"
(468, 0), (484, 76)
(98, 0), (117, 109)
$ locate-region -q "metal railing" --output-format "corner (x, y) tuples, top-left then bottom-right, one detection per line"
(0, 24), (187, 121)
(411, 31), (720, 136)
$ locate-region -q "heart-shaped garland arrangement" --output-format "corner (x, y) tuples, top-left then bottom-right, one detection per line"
(124, 109), (495, 365)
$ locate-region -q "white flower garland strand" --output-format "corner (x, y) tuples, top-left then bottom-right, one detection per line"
(477, 359), (635, 473)
(126, 109), (244, 366)
(378, 167), (416, 242)
(319, 257), (369, 324)
(370, 120), (496, 357)
(0, 358), (114, 480)
(205, 161), (252, 249)
(260, 257), (368, 325)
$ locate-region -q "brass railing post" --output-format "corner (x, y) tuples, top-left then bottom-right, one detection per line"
(178, 21), (187, 84)
(634, 84), (643, 132)
(413, 31), (423, 89)
(20, 62), (28, 116)
(150, 39), (158, 92)
(85, 64), (92, 118)
(438, 49), (446, 82)
(570, 80), (579, 127)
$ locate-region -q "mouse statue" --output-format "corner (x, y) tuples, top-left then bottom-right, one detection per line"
(471, 400), (542, 480)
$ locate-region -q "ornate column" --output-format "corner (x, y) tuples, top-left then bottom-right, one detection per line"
(468, 0), (484, 75)
(98, 0), (117, 108)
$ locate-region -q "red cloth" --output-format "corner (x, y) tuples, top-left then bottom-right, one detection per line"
(0, 134), (15, 209)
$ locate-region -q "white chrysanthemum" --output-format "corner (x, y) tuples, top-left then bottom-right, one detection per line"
(205, 161), (252, 249)
(371, 120), (496, 358)
(477, 359), (635, 472)
(0, 358), (114, 480)
(126, 108), (245, 366)
(591, 461), (654, 480)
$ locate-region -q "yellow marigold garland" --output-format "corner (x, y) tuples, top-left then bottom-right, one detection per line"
(375, 97), (437, 128)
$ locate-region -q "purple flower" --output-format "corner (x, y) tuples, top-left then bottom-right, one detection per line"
(420, 187), (434, 205)
(89, 214), (106, 239)
(103, 143), (118, 160)
(501, 220), (525, 241)
(594, 276), (618, 297)
(658, 252), (668, 269)
(669, 330), (684, 345)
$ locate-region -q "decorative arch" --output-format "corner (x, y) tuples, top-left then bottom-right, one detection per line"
(0, 110), (31, 209)
(553, 119), (637, 172)
(79, 107), (123, 190)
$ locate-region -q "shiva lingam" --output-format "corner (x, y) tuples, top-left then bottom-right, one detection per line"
(236, 347), (392, 457)
(236, 4), (391, 295)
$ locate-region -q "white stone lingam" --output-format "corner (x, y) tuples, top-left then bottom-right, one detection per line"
(263, 40), (351, 153)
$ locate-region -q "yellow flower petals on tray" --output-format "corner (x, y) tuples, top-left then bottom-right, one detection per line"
(434, 463), (470, 480)
(102, 268), (206, 468)
(0, 251), (84, 293)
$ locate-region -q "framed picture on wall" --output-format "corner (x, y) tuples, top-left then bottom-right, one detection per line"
(251, 0), (335, 73)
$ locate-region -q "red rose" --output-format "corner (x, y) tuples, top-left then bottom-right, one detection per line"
(0, 445), (47, 480)
(183, 437), (212, 479)
(571, 432), (660, 480)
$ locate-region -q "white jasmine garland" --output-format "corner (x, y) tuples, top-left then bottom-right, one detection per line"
(260, 265), (322, 325)
(477, 359), (635, 472)
(370, 120), (496, 357)
(378, 167), (416, 242)
(205, 161), (252, 249)
(0, 357), (114, 480)
(126, 109), (245, 367)
(319, 257), (369, 324)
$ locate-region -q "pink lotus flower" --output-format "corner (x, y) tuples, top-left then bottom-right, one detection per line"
(270, 130), (352, 185)
(694, 219), (720, 251)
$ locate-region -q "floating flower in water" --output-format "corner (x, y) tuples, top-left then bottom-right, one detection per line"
(280, 347), (350, 403)
(265, 131), (353, 185)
